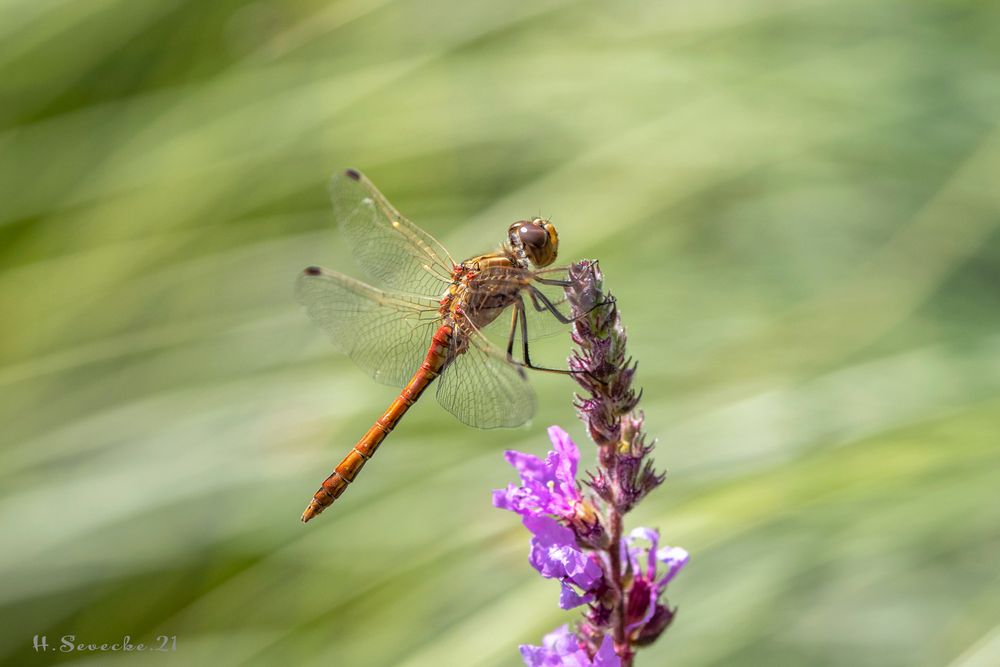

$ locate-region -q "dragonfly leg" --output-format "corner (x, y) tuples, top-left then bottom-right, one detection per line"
(528, 285), (615, 323)
(533, 259), (601, 286)
(533, 276), (573, 287)
(528, 287), (573, 322)
(505, 306), (519, 359)
(506, 297), (586, 376)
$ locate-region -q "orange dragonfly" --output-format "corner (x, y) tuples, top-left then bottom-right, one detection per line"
(296, 168), (582, 523)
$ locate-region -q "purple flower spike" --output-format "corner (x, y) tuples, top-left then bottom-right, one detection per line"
(493, 426), (582, 520)
(520, 626), (621, 667)
(500, 261), (686, 666)
(524, 515), (603, 609)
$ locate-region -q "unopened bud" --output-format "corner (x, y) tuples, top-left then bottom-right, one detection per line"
(633, 604), (675, 646)
(569, 499), (609, 549)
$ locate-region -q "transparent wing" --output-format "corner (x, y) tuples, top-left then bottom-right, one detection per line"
(296, 266), (441, 387)
(331, 169), (456, 298)
(435, 327), (536, 429)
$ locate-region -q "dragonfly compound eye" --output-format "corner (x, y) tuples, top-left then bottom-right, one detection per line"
(517, 221), (549, 248)
(511, 218), (558, 267)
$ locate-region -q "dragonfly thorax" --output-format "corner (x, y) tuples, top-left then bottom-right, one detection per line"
(442, 261), (522, 334)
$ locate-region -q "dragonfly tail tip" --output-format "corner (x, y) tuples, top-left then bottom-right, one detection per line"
(301, 502), (322, 523)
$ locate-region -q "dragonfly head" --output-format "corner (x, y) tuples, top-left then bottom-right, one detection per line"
(509, 218), (559, 268)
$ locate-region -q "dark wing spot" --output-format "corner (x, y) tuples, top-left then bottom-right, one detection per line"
(304, 266), (322, 276)
(345, 168), (361, 181)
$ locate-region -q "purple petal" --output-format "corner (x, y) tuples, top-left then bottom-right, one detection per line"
(505, 449), (548, 482)
(547, 425), (580, 486)
(628, 527), (660, 580)
(524, 516), (578, 579)
(656, 546), (689, 586)
(542, 625), (580, 653)
(552, 546), (602, 590)
(523, 516), (604, 602)
(555, 546), (602, 590)
(524, 515), (576, 547)
(520, 626), (591, 667)
(519, 644), (555, 667)
(530, 539), (600, 589)
(559, 582), (593, 609)
(591, 634), (622, 667)
(576, 555), (603, 590)
(492, 485), (518, 511)
(495, 482), (558, 517)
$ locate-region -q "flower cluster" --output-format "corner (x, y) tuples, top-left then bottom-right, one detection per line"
(494, 261), (687, 667)
(494, 426), (607, 548)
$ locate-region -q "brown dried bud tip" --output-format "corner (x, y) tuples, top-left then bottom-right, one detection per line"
(633, 604), (676, 646)
(570, 499), (611, 550)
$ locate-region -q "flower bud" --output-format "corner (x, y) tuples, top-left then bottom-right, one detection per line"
(570, 499), (610, 549)
(633, 604), (675, 646)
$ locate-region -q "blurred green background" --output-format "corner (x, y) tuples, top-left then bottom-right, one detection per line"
(2, 1), (999, 665)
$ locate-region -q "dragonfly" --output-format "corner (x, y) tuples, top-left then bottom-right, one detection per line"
(296, 168), (588, 523)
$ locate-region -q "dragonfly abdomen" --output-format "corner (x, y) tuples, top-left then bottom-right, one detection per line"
(301, 325), (453, 523)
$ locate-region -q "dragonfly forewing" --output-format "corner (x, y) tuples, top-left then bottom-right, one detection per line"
(331, 169), (456, 299)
